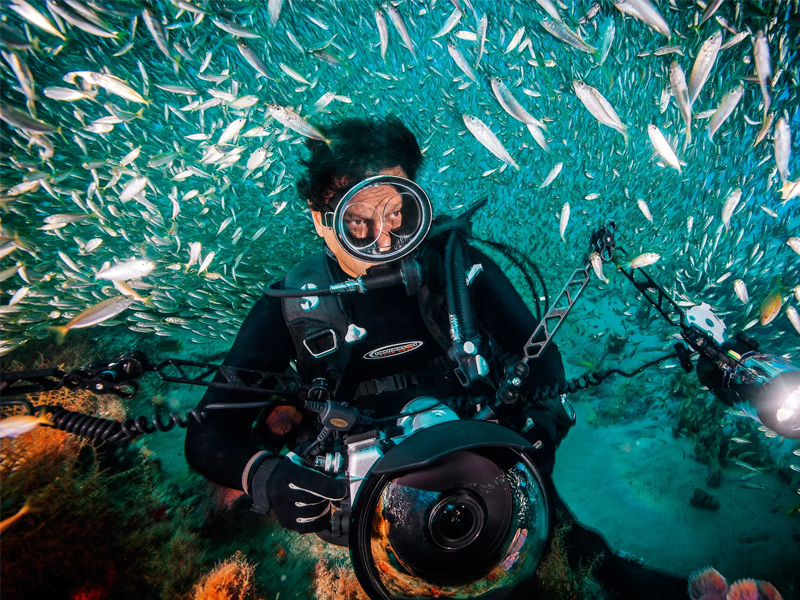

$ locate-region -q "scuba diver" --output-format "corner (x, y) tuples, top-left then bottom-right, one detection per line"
(184, 116), (687, 600)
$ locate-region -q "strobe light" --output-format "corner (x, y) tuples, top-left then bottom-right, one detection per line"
(697, 348), (800, 439)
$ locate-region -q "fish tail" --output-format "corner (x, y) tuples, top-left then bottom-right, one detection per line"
(143, 295), (156, 308)
(46, 325), (69, 344)
(322, 135), (332, 148)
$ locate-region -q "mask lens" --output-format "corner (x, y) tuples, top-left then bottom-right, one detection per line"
(333, 176), (432, 264)
(342, 201), (385, 251)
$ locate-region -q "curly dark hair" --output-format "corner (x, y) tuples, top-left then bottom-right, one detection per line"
(296, 115), (424, 212)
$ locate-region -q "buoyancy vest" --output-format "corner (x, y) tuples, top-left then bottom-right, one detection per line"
(280, 242), (458, 399)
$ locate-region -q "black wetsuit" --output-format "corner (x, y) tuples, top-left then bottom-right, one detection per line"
(184, 244), (566, 491)
(183, 244), (687, 600)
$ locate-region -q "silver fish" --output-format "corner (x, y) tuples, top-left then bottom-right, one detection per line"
(447, 42), (477, 83)
(526, 123), (549, 153)
(774, 117), (791, 184)
(721, 188), (742, 229)
(540, 162), (563, 189)
(50, 1), (117, 39)
(560, 203), (570, 241)
(246, 147), (268, 172)
(0, 103), (57, 133)
(599, 17), (615, 65)
(589, 252), (608, 282)
(573, 80), (627, 143)
(218, 117), (246, 145)
(119, 176), (148, 202)
(534, 0), (562, 21)
(212, 18), (260, 38)
(647, 124), (681, 172)
(689, 30), (722, 105)
(2, 51), (35, 108)
(754, 31), (771, 116)
(754, 111), (774, 147)
(49, 295), (135, 341)
(707, 83), (744, 141)
(700, 0), (726, 25)
(788, 306), (800, 335)
(733, 280), (749, 304)
(384, 3), (415, 58)
(490, 78), (543, 127)
(462, 114), (519, 170)
(432, 8), (462, 39)
(720, 31), (749, 51)
(505, 27), (525, 53)
(43, 86), (93, 101)
(614, 0), (671, 38)
(375, 9), (389, 60)
(268, 0), (282, 26)
(539, 19), (595, 54)
(237, 40), (271, 79)
(637, 199), (653, 223)
(630, 252), (660, 268)
(96, 258), (155, 281)
(670, 61), (692, 148)
(268, 105), (330, 144)
(279, 63), (310, 85)
(142, 8), (175, 66)
(9, 0), (65, 40)
(475, 14), (487, 68)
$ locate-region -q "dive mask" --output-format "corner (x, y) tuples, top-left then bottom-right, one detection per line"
(324, 175), (433, 264)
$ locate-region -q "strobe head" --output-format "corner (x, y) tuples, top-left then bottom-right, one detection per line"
(697, 342), (800, 439)
(349, 421), (550, 599)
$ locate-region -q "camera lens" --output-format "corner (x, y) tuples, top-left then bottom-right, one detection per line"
(429, 493), (484, 550)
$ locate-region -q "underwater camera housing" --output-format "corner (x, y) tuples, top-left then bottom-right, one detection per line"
(329, 398), (551, 600)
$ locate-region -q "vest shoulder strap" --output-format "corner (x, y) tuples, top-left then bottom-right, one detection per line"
(280, 252), (352, 393)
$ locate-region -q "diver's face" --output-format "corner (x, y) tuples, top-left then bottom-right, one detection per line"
(311, 166), (407, 277)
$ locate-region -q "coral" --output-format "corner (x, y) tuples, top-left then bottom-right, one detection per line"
(535, 524), (598, 600)
(727, 579), (759, 600)
(689, 569), (785, 600)
(0, 419), (206, 600)
(192, 551), (261, 600)
(315, 561), (370, 600)
(689, 566), (729, 600)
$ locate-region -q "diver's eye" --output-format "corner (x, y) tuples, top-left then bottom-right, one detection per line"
(391, 210), (401, 218)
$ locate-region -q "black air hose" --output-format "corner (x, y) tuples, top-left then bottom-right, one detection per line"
(444, 231), (460, 341)
(452, 233), (477, 340)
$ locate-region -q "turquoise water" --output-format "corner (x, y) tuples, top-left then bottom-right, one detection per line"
(1, 0), (800, 598)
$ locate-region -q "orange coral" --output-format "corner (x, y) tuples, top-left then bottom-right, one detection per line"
(315, 561), (370, 600)
(727, 579), (759, 600)
(192, 551), (261, 600)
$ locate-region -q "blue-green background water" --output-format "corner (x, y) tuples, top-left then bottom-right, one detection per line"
(1, 0), (800, 598)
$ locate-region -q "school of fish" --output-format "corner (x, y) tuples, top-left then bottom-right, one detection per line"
(0, 0), (797, 360)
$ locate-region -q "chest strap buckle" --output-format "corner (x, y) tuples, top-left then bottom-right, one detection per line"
(303, 329), (338, 358)
(355, 373), (419, 398)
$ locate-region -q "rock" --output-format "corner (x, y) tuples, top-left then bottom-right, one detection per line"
(690, 488), (720, 511)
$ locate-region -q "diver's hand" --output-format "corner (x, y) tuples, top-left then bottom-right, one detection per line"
(248, 453), (348, 533)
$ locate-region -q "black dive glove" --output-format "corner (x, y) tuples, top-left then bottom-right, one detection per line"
(247, 453), (348, 534)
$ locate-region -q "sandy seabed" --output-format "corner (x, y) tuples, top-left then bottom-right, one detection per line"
(553, 401), (800, 599)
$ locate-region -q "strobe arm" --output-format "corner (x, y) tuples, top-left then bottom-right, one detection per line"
(495, 222), (618, 407)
